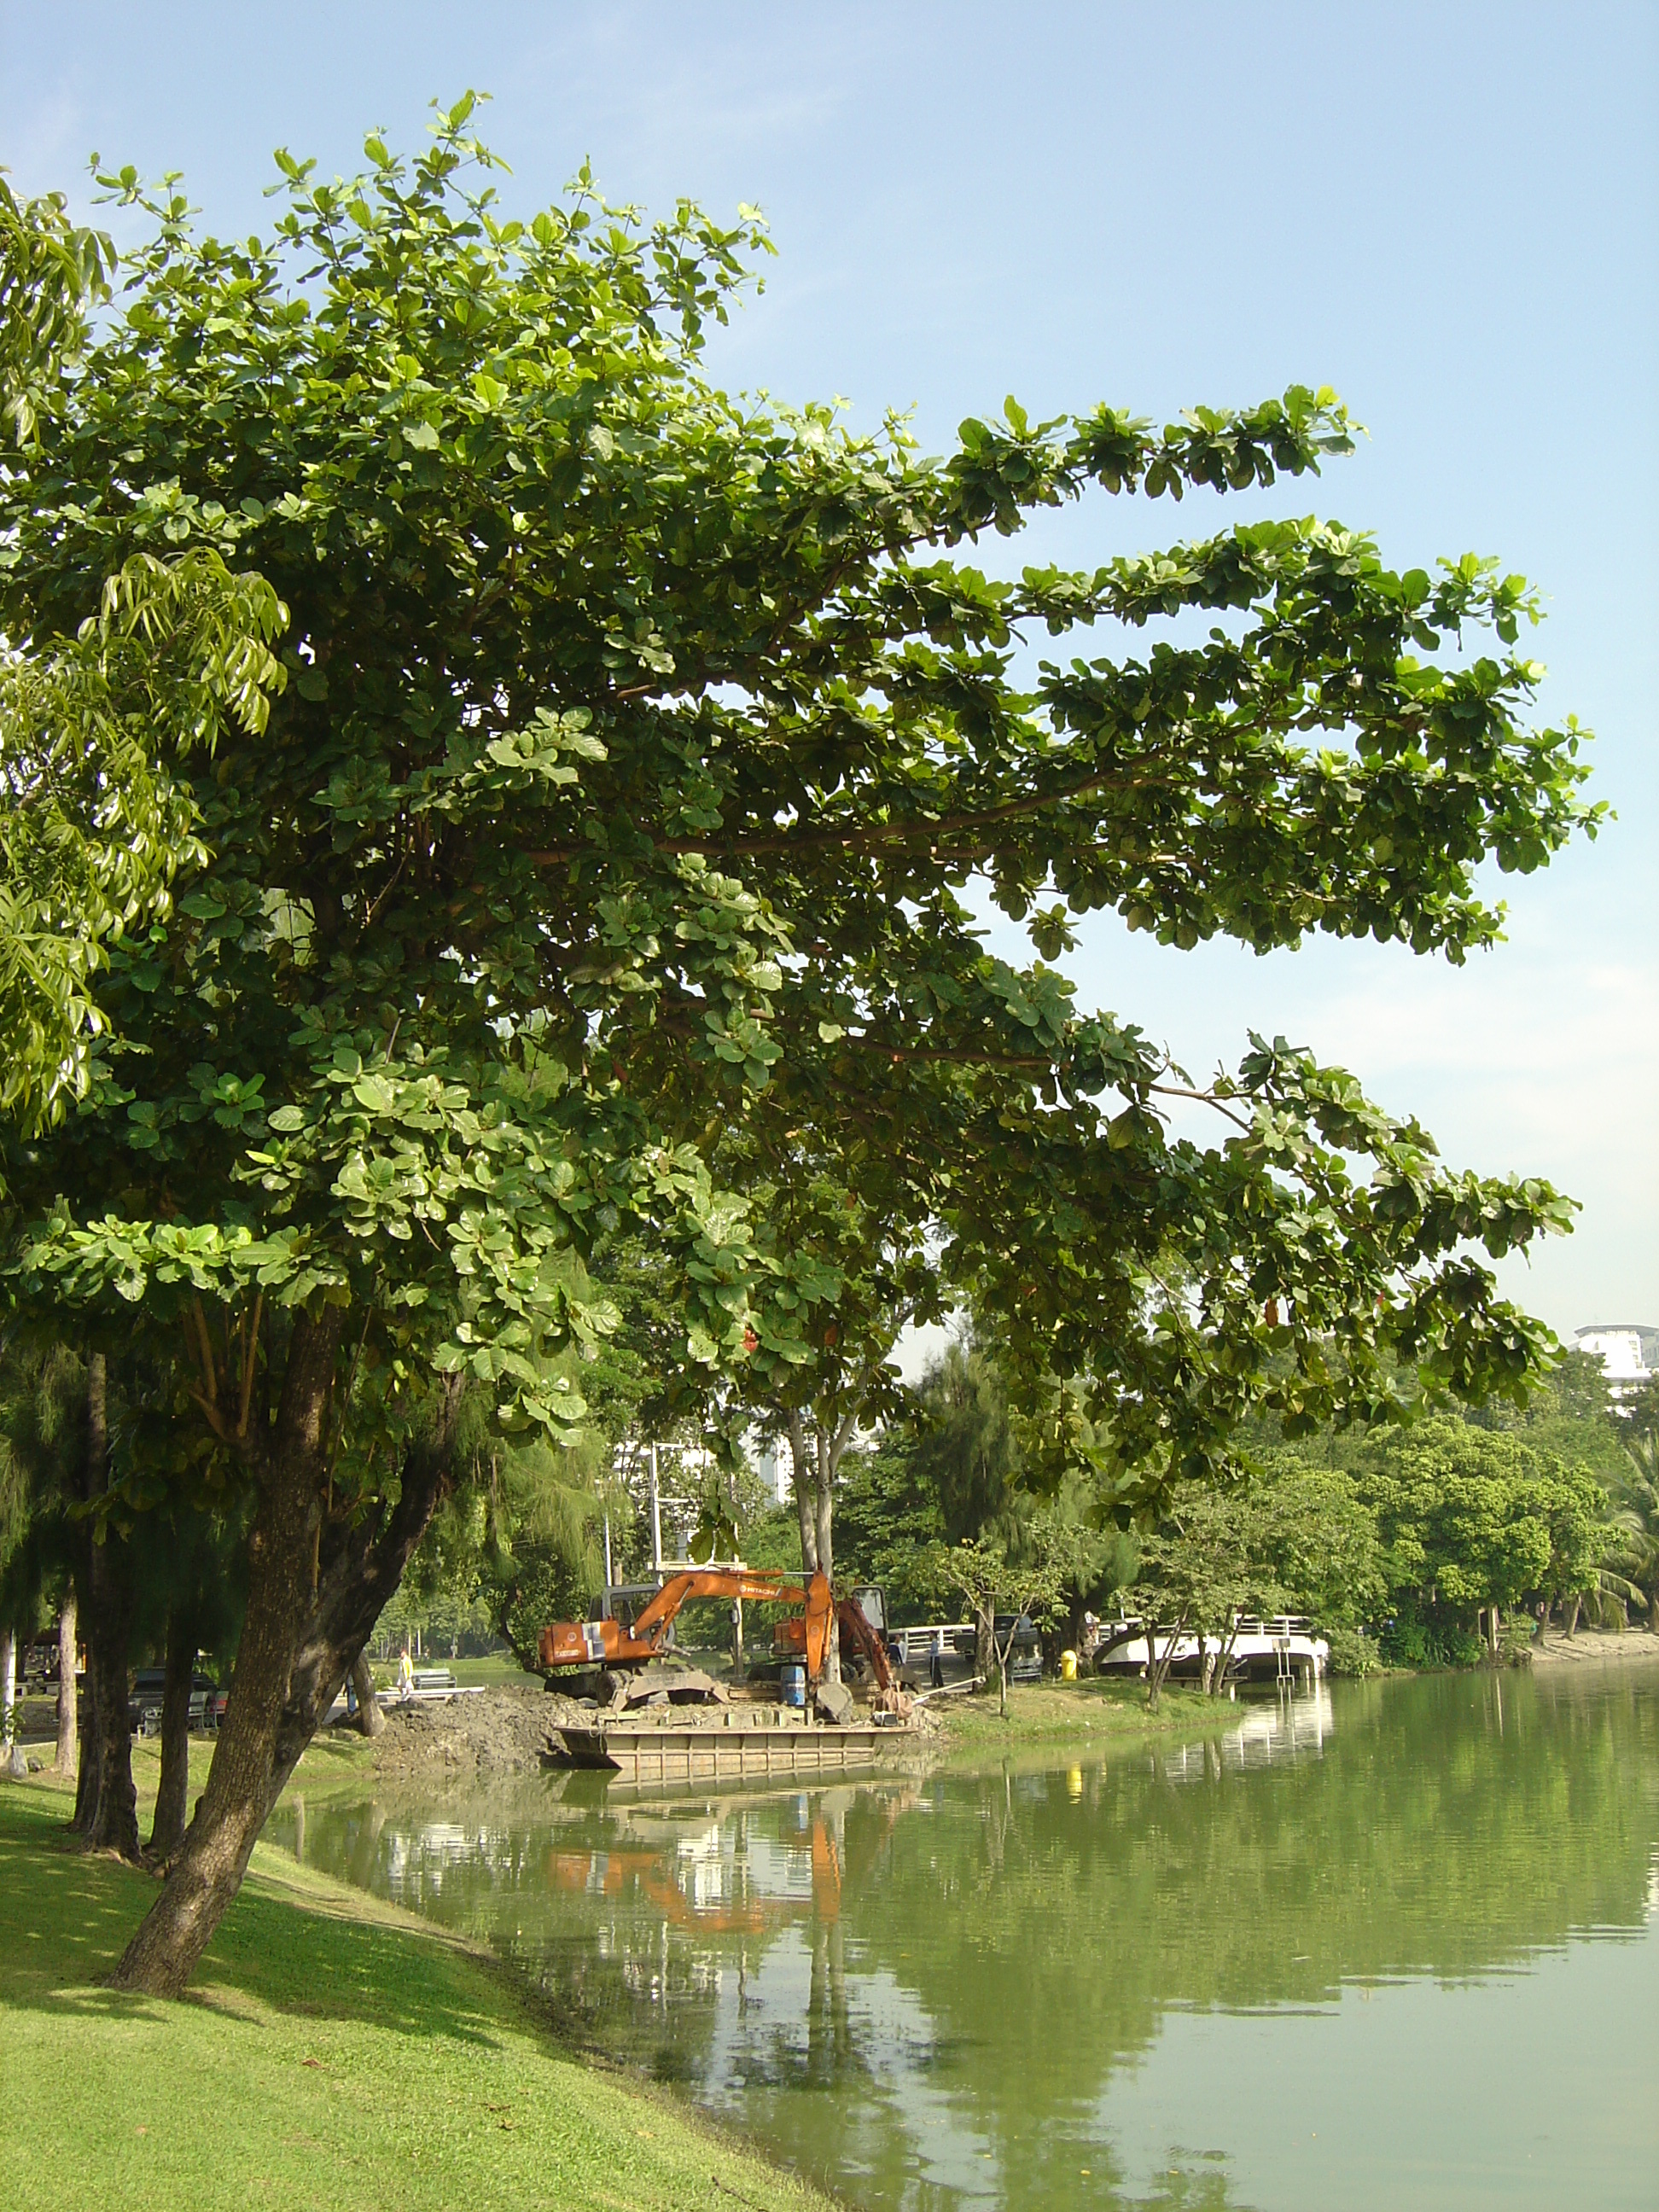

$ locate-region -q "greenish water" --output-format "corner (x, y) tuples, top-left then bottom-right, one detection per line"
(274, 1667), (1659, 2210)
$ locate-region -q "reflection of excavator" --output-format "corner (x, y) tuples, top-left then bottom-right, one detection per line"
(539, 1569), (835, 1685)
(545, 1846), (783, 1936)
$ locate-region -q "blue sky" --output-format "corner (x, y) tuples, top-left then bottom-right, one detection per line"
(3, 1), (1654, 1339)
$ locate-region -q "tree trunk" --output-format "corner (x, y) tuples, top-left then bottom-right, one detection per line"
(787, 1412), (818, 1572)
(1, 1628), (18, 1773)
(1145, 1612), (1187, 1712)
(148, 1604), (198, 1860)
(72, 1643), (99, 1829)
(69, 1445), (99, 1827)
(109, 1310), (342, 1992)
(813, 1435), (835, 1582)
(787, 1405), (864, 1688)
(349, 1651), (383, 1738)
(55, 1598), (78, 1777)
(786, 1412), (842, 1682)
(1564, 1592), (1580, 1639)
(1209, 1621), (1243, 1697)
(79, 1355), (140, 1859)
(81, 1560), (137, 1855)
(109, 1337), (460, 1997)
(814, 1435), (840, 1687)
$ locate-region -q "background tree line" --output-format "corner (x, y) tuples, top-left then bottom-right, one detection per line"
(349, 1297), (1659, 1706)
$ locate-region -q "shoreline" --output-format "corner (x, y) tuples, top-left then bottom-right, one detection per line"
(334, 1673), (1256, 1792)
(1529, 1624), (1659, 1668)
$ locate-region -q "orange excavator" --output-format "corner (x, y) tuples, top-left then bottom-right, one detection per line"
(538, 1569), (911, 1712)
(772, 1590), (907, 1701)
(538, 1568), (835, 1682)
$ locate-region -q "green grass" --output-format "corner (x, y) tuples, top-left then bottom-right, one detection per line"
(445, 1652), (539, 1687)
(356, 1650), (533, 1691)
(2, 1773), (839, 2212)
(933, 1674), (1240, 1752)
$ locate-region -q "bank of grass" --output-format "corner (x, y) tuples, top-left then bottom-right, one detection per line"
(931, 1673), (1240, 1753)
(358, 1651), (531, 1689)
(447, 1651), (535, 1687)
(1, 1772), (839, 2212)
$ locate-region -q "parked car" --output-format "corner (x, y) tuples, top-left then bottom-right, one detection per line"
(995, 1614), (1044, 1684)
(128, 1668), (217, 1735)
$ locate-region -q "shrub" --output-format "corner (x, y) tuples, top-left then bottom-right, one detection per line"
(1379, 1618), (1484, 1669)
(1322, 1625), (1379, 1678)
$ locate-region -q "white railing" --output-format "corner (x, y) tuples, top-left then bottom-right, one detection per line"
(887, 1621), (975, 1664)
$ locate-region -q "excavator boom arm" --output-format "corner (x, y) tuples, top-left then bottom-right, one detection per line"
(834, 1598), (895, 1691)
(538, 1569), (834, 1678)
(629, 1569), (813, 1644)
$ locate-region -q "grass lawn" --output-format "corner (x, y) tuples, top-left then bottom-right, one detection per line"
(1, 1771), (838, 2212)
(445, 1652), (540, 1688)
(932, 1674), (1241, 1752)
(354, 1650), (533, 1691)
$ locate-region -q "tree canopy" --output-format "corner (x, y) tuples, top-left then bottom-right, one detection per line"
(1, 181), (288, 1127)
(0, 101), (1601, 1991)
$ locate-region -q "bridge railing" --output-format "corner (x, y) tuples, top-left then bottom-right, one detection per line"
(1096, 1614), (1317, 1642)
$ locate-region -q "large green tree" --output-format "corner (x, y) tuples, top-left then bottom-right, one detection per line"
(733, 1139), (945, 1610)
(1355, 1420), (1604, 1655)
(0, 104), (1593, 1993)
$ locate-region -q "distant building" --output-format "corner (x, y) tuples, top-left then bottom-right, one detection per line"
(1575, 1324), (1655, 1405)
(751, 1437), (793, 1506)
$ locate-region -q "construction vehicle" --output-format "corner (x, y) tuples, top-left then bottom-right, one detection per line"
(771, 1589), (912, 1709)
(539, 1568), (835, 1703)
(539, 1569), (912, 1716)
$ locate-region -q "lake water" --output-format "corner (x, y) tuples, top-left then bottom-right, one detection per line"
(271, 1665), (1659, 2210)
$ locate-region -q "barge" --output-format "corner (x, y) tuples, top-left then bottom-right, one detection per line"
(554, 1705), (917, 1784)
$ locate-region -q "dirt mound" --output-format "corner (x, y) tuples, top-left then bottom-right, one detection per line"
(362, 1683), (591, 1784)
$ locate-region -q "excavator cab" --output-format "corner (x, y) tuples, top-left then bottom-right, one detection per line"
(589, 1585), (672, 1642)
(848, 1586), (887, 1639)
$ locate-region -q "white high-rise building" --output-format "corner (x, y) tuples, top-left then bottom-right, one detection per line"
(1575, 1324), (1655, 1404)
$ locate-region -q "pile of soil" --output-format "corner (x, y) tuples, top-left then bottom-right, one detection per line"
(358, 1683), (591, 1784)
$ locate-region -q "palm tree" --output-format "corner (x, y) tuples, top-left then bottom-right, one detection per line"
(1604, 1434), (1659, 1632)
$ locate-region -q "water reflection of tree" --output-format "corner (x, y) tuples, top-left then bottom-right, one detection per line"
(847, 1669), (1658, 2135)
